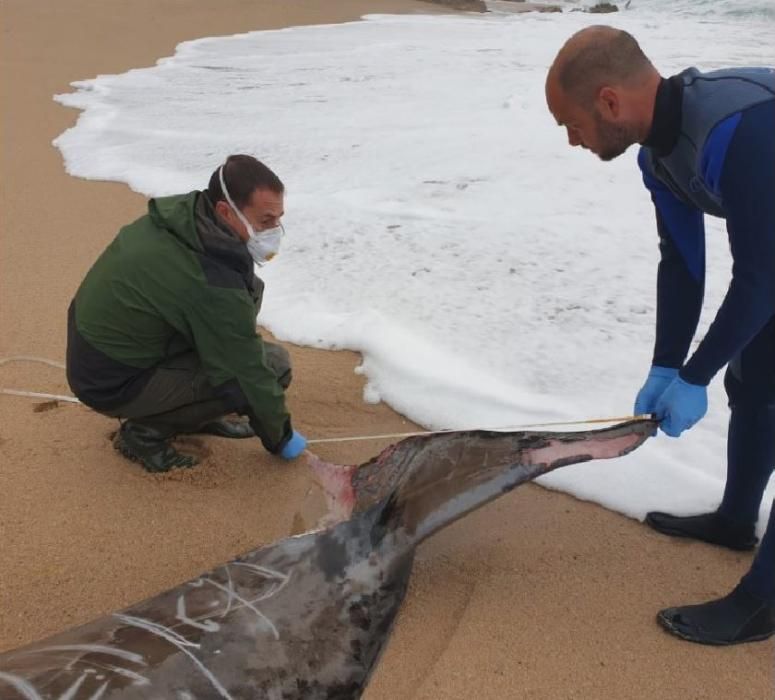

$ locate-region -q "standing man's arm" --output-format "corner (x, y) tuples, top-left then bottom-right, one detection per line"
(633, 149), (705, 415)
(680, 100), (775, 386)
(651, 100), (775, 436)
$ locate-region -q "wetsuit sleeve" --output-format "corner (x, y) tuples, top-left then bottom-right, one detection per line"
(681, 100), (775, 386)
(637, 148), (705, 369)
(184, 286), (293, 454)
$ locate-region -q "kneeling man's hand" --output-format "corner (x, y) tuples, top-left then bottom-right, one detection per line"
(654, 377), (707, 437)
(280, 430), (308, 460)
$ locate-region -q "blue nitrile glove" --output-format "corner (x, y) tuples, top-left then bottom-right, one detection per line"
(654, 376), (708, 437)
(633, 366), (679, 415)
(279, 430), (307, 460)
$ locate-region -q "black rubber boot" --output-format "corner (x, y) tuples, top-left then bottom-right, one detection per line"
(657, 584), (775, 645)
(645, 510), (758, 551)
(186, 417), (254, 439)
(113, 421), (199, 473)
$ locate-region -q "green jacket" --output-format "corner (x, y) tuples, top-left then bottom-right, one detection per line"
(66, 191), (292, 453)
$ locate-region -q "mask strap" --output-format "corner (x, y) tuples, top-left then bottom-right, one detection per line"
(218, 165), (254, 235)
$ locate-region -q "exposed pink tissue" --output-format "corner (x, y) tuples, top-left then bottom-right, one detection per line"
(522, 432), (645, 466)
(306, 452), (358, 522)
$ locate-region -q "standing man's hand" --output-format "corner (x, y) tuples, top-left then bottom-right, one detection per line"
(633, 366), (679, 415)
(654, 377), (708, 437)
(279, 430), (307, 460)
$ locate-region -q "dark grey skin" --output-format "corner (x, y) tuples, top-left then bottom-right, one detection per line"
(0, 419), (655, 699)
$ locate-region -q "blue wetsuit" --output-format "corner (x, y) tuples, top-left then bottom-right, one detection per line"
(638, 68), (775, 602)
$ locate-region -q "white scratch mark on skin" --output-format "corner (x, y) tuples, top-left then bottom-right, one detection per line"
(177, 594), (220, 632)
(103, 664), (150, 686)
(115, 614), (234, 700)
(87, 680), (109, 700)
(114, 614), (199, 649)
(231, 562), (291, 601)
(170, 561), (292, 637)
(17, 645), (146, 666)
(57, 672), (87, 700)
(222, 565), (235, 619)
(233, 562), (290, 585)
(34, 664), (69, 690)
(200, 577), (280, 640)
(46, 658), (139, 695)
(0, 671), (44, 700)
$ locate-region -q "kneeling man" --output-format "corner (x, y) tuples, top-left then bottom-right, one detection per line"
(67, 154), (307, 472)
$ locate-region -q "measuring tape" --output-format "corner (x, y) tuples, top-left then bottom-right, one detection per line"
(306, 414), (653, 445)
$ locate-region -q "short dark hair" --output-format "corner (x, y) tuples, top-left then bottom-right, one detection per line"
(206, 154), (284, 208)
(557, 27), (653, 106)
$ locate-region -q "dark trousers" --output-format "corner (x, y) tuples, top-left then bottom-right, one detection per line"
(101, 343), (292, 435)
(719, 314), (775, 601)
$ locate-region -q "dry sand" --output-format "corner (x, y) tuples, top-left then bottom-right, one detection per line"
(0, 1), (772, 697)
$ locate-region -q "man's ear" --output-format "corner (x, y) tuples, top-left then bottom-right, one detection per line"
(597, 86), (621, 119)
(214, 200), (231, 220)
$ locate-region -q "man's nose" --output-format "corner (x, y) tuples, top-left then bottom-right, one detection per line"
(567, 128), (581, 147)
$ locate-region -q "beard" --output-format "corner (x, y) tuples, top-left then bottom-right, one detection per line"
(592, 110), (638, 161)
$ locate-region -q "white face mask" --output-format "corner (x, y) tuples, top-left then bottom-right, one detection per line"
(246, 224), (283, 265)
(218, 165), (284, 266)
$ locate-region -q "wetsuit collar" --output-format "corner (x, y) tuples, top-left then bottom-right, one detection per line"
(643, 75), (684, 157)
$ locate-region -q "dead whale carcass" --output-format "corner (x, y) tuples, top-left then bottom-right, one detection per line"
(0, 419), (655, 699)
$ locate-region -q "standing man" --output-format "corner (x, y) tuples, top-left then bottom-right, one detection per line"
(67, 154), (307, 472)
(545, 26), (774, 645)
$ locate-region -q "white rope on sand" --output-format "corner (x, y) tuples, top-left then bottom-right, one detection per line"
(0, 355), (649, 442)
(0, 388), (81, 403)
(0, 355), (80, 403)
(0, 355), (66, 370)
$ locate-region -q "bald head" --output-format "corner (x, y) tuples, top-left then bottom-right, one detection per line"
(545, 26), (661, 161)
(549, 26), (655, 106)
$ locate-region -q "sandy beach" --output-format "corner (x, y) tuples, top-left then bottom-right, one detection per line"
(0, 1), (772, 697)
